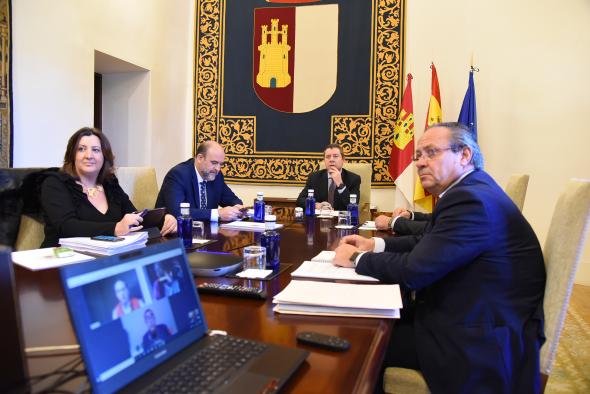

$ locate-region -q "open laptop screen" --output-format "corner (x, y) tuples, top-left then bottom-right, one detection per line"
(60, 240), (208, 394)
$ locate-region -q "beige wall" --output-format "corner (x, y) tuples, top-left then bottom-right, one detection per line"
(12, 0), (194, 179)
(11, 0), (590, 283)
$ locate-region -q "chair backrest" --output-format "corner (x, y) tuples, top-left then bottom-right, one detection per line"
(319, 162), (372, 211)
(14, 215), (45, 251)
(116, 167), (159, 210)
(540, 179), (590, 376)
(504, 174), (530, 211)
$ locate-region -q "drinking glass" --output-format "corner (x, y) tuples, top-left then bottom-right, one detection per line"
(192, 221), (205, 244)
(337, 211), (351, 227)
(242, 246), (266, 270)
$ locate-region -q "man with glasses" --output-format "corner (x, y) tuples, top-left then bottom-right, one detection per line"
(156, 141), (243, 221)
(333, 123), (546, 393)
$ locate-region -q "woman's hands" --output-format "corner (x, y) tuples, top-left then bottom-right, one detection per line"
(114, 213), (144, 236)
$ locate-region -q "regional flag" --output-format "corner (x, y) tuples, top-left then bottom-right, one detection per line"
(414, 63), (442, 212)
(388, 74), (415, 205)
(458, 69), (477, 140)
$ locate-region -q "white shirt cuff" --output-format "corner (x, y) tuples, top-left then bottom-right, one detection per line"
(390, 215), (404, 230)
(210, 209), (219, 222)
(373, 237), (385, 253)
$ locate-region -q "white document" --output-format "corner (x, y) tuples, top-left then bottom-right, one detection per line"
(59, 232), (148, 255)
(358, 221), (377, 230)
(291, 260), (378, 282)
(12, 248), (95, 271)
(273, 304), (400, 319)
(220, 221), (284, 232)
(273, 280), (402, 311)
(310, 250), (336, 262)
(236, 269), (273, 279)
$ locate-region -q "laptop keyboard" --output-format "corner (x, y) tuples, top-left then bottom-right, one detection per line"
(143, 335), (268, 394)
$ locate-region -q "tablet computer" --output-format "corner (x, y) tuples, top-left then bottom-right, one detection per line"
(140, 207), (167, 229)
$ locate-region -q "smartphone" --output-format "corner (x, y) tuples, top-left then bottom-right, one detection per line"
(91, 235), (125, 242)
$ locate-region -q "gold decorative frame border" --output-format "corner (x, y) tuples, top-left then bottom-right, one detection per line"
(194, 0), (404, 186)
(0, 0), (12, 167)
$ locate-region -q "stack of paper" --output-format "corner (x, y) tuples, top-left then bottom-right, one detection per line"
(11, 248), (95, 271)
(59, 232), (148, 255)
(273, 280), (401, 319)
(291, 261), (378, 282)
(311, 250), (336, 262)
(220, 221), (284, 232)
(358, 221), (377, 230)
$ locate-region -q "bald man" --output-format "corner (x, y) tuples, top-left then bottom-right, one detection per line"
(156, 141), (243, 221)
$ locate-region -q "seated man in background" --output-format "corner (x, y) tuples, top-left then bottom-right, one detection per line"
(156, 141), (244, 221)
(333, 123), (546, 393)
(142, 309), (173, 352)
(296, 143), (361, 211)
(374, 207), (430, 235)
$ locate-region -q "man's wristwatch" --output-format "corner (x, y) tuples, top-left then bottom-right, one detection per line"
(349, 251), (362, 267)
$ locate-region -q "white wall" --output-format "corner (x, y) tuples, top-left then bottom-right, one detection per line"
(12, 0), (194, 178)
(11, 0), (590, 283)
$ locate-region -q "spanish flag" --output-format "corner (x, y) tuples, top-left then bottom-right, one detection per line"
(388, 74), (415, 205)
(414, 63), (442, 212)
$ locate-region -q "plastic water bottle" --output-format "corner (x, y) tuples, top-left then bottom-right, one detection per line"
(253, 192), (265, 222)
(177, 202), (193, 248)
(305, 189), (315, 216)
(348, 194), (359, 226)
(260, 214), (280, 270)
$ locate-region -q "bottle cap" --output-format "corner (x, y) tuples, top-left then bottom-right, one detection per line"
(257, 192), (264, 196)
(308, 189), (314, 194)
(180, 202), (190, 208)
(264, 214), (277, 222)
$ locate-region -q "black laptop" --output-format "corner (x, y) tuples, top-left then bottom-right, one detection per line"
(60, 239), (308, 394)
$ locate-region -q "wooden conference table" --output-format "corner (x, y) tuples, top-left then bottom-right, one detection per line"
(15, 210), (393, 393)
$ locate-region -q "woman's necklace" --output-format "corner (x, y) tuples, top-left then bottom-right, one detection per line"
(78, 182), (104, 198)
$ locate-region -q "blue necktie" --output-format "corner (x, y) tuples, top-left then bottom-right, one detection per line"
(200, 181), (207, 208)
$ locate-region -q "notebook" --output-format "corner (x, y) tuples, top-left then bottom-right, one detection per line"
(60, 239), (308, 394)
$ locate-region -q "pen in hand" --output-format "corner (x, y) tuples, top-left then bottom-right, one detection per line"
(129, 209), (148, 228)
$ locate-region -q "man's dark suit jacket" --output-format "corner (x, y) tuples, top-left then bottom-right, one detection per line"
(295, 168), (361, 211)
(155, 158), (242, 221)
(393, 213), (429, 235)
(357, 170), (546, 393)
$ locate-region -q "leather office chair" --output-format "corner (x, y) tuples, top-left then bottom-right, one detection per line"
(116, 166), (159, 210)
(539, 179), (590, 391)
(319, 162), (372, 211)
(383, 179), (590, 393)
(504, 173), (529, 211)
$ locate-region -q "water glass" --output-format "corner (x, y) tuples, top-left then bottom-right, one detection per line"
(337, 211), (351, 227)
(242, 246), (266, 270)
(192, 221), (205, 243)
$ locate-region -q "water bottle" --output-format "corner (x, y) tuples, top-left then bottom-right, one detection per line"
(348, 193), (359, 226)
(305, 189), (315, 216)
(260, 215), (280, 270)
(177, 202), (193, 248)
(253, 192), (265, 222)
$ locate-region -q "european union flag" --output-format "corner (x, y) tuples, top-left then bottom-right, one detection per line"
(458, 70), (477, 141)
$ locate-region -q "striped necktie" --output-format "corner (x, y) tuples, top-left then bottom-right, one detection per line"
(328, 179), (336, 206)
(200, 181), (207, 208)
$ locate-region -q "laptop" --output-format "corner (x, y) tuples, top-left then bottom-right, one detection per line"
(60, 239), (308, 394)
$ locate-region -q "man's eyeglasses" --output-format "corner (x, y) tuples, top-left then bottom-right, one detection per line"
(412, 147), (455, 162)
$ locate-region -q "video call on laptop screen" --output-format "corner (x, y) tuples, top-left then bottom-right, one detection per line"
(60, 242), (208, 394)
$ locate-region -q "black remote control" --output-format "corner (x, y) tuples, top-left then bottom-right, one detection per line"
(197, 283), (267, 300)
(296, 331), (350, 352)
